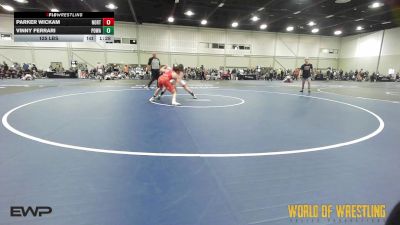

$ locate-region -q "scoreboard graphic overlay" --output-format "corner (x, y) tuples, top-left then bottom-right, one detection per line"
(14, 12), (114, 43)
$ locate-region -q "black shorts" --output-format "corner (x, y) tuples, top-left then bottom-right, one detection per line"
(151, 69), (160, 80)
(302, 75), (311, 80)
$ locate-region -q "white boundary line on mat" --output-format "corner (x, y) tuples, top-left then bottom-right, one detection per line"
(317, 89), (400, 104)
(2, 88), (384, 157)
(149, 94), (245, 108)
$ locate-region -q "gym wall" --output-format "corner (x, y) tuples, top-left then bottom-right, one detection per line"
(4, 13), (391, 71)
(338, 27), (400, 73)
(379, 27), (400, 73)
(339, 31), (383, 72)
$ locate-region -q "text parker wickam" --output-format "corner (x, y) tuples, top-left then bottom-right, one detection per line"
(16, 20), (61, 25)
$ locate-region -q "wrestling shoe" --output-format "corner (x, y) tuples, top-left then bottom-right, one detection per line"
(172, 101), (181, 106)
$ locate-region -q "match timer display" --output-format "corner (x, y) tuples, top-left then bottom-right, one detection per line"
(14, 12), (115, 43)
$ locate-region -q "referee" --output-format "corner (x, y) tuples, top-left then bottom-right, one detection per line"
(146, 53), (161, 89)
(300, 57), (313, 93)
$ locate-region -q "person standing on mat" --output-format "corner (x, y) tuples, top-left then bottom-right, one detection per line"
(146, 53), (161, 89)
(300, 57), (313, 93)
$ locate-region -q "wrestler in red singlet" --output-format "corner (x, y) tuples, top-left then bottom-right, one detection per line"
(149, 64), (184, 106)
(157, 69), (175, 93)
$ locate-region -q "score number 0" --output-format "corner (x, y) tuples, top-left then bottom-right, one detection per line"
(103, 18), (114, 26)
(102, 18), (115, 35)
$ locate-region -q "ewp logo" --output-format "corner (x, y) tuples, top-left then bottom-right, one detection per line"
(10, 206), (52, 217)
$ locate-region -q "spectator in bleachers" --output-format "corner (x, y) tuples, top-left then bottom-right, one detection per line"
(231, 68), (237, 80)
(200, 65), (206, 80)
(123, 65), (129, 76)
(22, 63), (29, 72)
(293, 68), (300, 80)
(3, 61), (9, 73)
